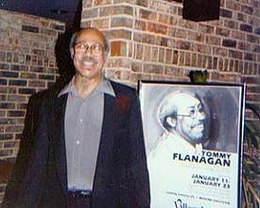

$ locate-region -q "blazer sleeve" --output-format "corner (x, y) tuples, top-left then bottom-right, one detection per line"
(126, 91), (151, 208)
(2, 93), (38, 207)
(2, 91), (49, 208)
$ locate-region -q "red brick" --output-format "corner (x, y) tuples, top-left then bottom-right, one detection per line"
(81, 8), (98, 19)
(0, 71), (19, 78)
(198, 24), (214, 34)
(187, 31), (205, 42)
(7, 95), (26, 102)
(7, 111), (25, 118)
(172, 50), (178, 64)
(177, 41), (191, 50)
(165, 49), (173, 64)
(206, 36), (221, 45)
(28, 80), (46, 88)
(139, 9), (157, 20)
(111, 41), (127, 57)
(130, 73), (152, 84)
(143, 45), (151, 61)
(100, 5), (133, 16)
(143, 63), (163, 74)
(134, 44), (144, 60)
(177, 19), (197, 30)
(165, 66), (183, 77)
(111, 17), (133, 28)
(216, 28), (231, 37)
(104, 29), (132, 40)
(147, 23), (167, 35)
(136, 0), (148, 7)
(131, 61), (143, 72)
(0, 133), (13, 140)
(8, 80), (27, 86)
(134, 20), (147, 31)
(241, 5), (253, 15)
(3, 140), (20, 148)
(175, 28), (188, 39)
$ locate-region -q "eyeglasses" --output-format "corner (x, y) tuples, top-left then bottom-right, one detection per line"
(177, 105), (204, 119)
(74, 42), (104, 55)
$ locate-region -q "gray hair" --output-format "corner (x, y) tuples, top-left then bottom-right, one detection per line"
(158, 91), (200, 131)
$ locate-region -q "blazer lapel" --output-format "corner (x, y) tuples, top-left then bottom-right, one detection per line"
(92, 94), (119, 195)
(52, 94), (68, 193)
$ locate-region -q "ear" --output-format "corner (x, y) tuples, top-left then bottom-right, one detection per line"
(70, 48), (74, 59)
(166, 116), (177, 128)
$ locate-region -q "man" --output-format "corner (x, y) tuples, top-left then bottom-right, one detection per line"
(156, 91), (208, 152)
(3, 28), (150, 208)
(148, 91), (208, 208)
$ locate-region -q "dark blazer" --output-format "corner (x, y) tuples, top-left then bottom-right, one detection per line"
(3, 80), (150, 208)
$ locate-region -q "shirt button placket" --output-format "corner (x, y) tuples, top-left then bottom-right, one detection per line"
(77, 101), (84, 145)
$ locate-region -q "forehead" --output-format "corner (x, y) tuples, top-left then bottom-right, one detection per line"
(176, 94), (201, 109)
(75, 29), (105, 44)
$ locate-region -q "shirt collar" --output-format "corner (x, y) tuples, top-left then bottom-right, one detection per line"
(163, 131), (202, 154)
(58, 76), (115, 98)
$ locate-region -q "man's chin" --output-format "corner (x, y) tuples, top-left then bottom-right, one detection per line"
(80, 65), (94, 72)
(77, 71), (102, 81)
(186, 135), (204, 145)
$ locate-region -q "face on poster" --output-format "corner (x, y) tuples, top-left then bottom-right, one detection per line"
(138, 81), (245, 208)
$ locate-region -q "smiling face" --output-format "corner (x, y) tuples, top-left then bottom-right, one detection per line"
(160, 92), (207, 144)
(70, 28), (107, 83)
(175, 94), (206, 143)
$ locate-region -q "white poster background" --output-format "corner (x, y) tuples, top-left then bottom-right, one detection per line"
(139, 82), (244, 208)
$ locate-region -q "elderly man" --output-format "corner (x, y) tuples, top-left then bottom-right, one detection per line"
(156, 91), (208, 151)
(148, 91), (208, 208)
(3, 28), (150, 208)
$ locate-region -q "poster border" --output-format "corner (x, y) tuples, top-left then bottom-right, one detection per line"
(138, 80), (246, 208)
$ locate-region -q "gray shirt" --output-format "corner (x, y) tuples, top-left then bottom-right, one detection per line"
(58, 77), (115, 191)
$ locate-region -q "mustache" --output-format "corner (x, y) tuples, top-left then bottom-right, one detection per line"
(80, 56), (98, 65)
(191, 121), (204, 129)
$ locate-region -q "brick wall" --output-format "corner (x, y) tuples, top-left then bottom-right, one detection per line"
(81, 0), (259, 106)
(81, 0), (260, 202)
(0, 10), (65, 160)
(0, 0), (259, 203)
(0, 9), (65, 201)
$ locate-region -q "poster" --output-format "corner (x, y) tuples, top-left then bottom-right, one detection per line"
(138, 81), (245, 208)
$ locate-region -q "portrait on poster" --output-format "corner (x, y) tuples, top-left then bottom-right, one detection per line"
(138, 81), (245, 208)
